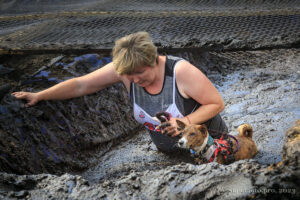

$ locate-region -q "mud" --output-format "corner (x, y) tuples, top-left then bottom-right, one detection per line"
(0, 54), (141, 175)
(0, 48), (299, 199)
(1, 1), (300, 54)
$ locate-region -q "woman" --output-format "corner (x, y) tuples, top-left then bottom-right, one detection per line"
(12, 32), (227, 152)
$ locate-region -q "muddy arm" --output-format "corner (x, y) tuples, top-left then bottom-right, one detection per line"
(12, 62), (122, 106)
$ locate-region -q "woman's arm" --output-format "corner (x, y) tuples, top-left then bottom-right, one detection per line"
(176, 60), (225, 124)
(12, 62), (121, 107)
(162, 60), (225, 137)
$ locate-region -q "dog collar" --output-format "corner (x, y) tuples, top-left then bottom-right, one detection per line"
(201, 135), (214, 154)
(190, 135), (214, 156)
(190, 149), (196, 155)
(207, 135), (214, 146)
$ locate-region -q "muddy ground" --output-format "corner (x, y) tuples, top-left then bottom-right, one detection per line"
(0, 48), (299, 199)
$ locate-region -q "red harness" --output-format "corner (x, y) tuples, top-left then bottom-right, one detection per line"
(208, 135), (233, 163)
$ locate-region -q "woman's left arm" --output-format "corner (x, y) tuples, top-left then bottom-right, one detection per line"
(176, 60), (225, 124)
(163, 61), (225, 137)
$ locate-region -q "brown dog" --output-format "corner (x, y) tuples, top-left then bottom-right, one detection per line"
(177, 120), (258, 164)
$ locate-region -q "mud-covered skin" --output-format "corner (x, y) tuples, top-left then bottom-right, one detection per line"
(0, 48), (299, 199)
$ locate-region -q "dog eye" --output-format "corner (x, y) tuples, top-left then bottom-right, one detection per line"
(190, 132), (196, 136)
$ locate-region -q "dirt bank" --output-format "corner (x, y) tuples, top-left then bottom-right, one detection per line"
(0, 54), (141, 175)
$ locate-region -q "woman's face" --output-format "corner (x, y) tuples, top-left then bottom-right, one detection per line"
(123, 66), (155, 87)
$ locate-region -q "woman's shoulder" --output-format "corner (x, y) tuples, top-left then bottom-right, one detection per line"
(175, 59), (203, 81)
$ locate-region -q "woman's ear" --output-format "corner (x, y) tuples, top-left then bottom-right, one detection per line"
(176, 120), (186, 131)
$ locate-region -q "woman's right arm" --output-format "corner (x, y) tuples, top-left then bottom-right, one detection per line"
(12, 62), (121, 107)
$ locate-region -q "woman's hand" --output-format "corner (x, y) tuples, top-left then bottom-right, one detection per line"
(160, 117), (188, 137)
(11, 92), (40, 107)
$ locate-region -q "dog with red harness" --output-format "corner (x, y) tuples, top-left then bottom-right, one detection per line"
(176, 120), (258, 165)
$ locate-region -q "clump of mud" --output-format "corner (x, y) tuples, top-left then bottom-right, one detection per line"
(0, 49), (299, 199)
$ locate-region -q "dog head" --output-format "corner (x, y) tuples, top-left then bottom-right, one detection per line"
(177, 120), (208, 151)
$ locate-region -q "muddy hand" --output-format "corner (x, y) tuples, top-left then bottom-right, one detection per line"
(155, 112), (171, 132)
(11, 91), (39, 107)
(161, 122), (178, 136)
(155, 121), (171, 132)
(155, 112), (181, 136)
(155, 112), (171, 123)
(155, 120), (182, 137)
(167, 117), (184, 137)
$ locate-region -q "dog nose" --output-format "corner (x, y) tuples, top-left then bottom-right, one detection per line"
(178, 140), (184, 147)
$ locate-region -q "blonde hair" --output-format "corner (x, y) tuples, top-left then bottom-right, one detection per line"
(112, 32), (157, 75)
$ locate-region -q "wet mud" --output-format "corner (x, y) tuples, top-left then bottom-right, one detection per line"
(0, 54), (141, 175)
(0, 49), (299, 199)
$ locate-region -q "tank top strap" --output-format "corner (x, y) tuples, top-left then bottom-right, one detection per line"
(172, 59), (184, 104)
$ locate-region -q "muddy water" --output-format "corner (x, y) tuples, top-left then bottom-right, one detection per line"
(0, 49), (299, 199)
(215, 50), (300, 165)
(217, 69), (300, 164)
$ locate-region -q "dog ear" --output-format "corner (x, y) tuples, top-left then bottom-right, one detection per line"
(197, 124), (208, 136)
(176, 120), (186, 130)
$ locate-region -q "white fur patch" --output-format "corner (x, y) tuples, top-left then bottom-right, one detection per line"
(178, 137), (188, 148)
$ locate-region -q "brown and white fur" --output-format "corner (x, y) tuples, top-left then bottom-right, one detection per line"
(177, 120), (258, 164)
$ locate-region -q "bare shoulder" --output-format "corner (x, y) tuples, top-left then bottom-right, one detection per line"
(175, 60), (206, 78)
(175, 60), (208, 98)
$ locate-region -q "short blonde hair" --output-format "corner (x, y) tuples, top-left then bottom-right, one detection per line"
(112, 32), (157, 75)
